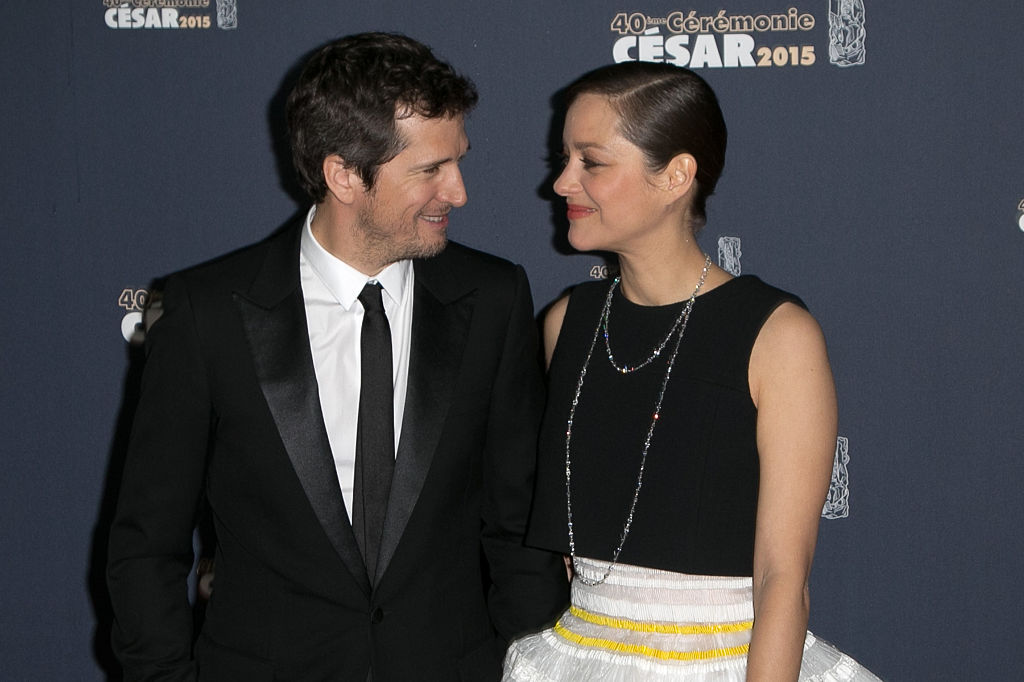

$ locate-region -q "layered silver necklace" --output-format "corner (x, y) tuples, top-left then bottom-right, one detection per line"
(565, 254), (711, 586)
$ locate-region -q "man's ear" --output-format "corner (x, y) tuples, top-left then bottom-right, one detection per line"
(322, 155), (364, 204)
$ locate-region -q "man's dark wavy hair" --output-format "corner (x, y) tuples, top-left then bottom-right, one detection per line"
(286, 32), (478, 202)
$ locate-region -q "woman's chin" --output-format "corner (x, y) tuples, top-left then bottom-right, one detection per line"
(567, 226), (603, 254)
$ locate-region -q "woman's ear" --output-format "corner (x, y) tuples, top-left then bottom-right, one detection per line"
(663, 153), (697, 197)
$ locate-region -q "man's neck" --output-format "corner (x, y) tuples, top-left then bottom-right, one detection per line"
(310, 202), (385, 276)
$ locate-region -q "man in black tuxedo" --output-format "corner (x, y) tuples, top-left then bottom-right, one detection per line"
(107, 32), (567, 681)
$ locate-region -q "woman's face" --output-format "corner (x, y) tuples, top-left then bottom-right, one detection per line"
(554, 94), (678, 254)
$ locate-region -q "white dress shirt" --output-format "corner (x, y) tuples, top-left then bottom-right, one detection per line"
(298, 207), (414, 521)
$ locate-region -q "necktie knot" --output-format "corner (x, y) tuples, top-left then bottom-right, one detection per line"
(358, 282), (385, 313)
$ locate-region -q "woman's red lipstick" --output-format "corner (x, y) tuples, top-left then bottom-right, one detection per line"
(566, 204), (594, 220)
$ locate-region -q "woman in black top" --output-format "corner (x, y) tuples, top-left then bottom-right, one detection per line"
(503, 62), (880, 681)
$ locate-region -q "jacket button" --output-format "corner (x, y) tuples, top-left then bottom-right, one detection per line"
(371, 607), (384, 624)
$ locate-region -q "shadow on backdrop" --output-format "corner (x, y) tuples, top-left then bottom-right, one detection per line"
(88, 332), (146, 681)
(86, 42), (320, 678)
(536, 81), (618, 307)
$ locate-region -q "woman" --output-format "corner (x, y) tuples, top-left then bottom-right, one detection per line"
(504, 62), (880, 680)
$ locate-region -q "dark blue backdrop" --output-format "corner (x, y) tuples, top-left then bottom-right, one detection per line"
(2, 1), (1022, 678)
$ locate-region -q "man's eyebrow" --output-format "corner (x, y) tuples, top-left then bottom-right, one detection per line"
(410, 144), (471, 171)
(410, 157), (452, 171)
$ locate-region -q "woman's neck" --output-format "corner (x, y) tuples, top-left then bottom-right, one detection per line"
(616, 237), (719, 306)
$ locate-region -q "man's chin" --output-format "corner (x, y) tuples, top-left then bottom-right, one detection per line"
(415, 234), (448, 260)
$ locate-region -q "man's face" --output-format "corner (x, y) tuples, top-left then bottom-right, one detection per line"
(354, 114), (469, 272)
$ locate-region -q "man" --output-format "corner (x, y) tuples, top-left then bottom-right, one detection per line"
(107, 32), (567, 680)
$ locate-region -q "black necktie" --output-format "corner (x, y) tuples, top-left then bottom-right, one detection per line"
(353, 282), (395, 581)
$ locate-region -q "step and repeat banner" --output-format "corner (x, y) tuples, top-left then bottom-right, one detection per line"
(2, 1), (1021, 679)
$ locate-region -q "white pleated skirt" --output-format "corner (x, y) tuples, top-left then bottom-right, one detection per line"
(503, 557), (881, 681)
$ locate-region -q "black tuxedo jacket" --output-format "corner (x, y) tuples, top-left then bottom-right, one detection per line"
(107, 224), (568, 681)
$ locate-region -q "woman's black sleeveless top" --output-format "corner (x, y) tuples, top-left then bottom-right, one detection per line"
(526, 275), (804, 577)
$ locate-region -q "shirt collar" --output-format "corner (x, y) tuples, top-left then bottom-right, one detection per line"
(300, 206), (412, 311)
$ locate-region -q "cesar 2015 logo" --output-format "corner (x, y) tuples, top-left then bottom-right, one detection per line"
(607, 1), (866, 69)
(102, 0), (237, 30)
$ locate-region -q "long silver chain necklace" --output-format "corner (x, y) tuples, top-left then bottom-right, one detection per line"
(566, 254), (711, 586)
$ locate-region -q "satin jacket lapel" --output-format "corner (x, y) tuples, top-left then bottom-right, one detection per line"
(374, 258), (474, 586)
(233, 227), (371, 595)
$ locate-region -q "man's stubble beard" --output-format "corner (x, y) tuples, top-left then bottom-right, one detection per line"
(355, 204), (448, 269)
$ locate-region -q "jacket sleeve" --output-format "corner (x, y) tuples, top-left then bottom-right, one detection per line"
(107, 274), (210, 681)
(480, 265), (569, 641)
